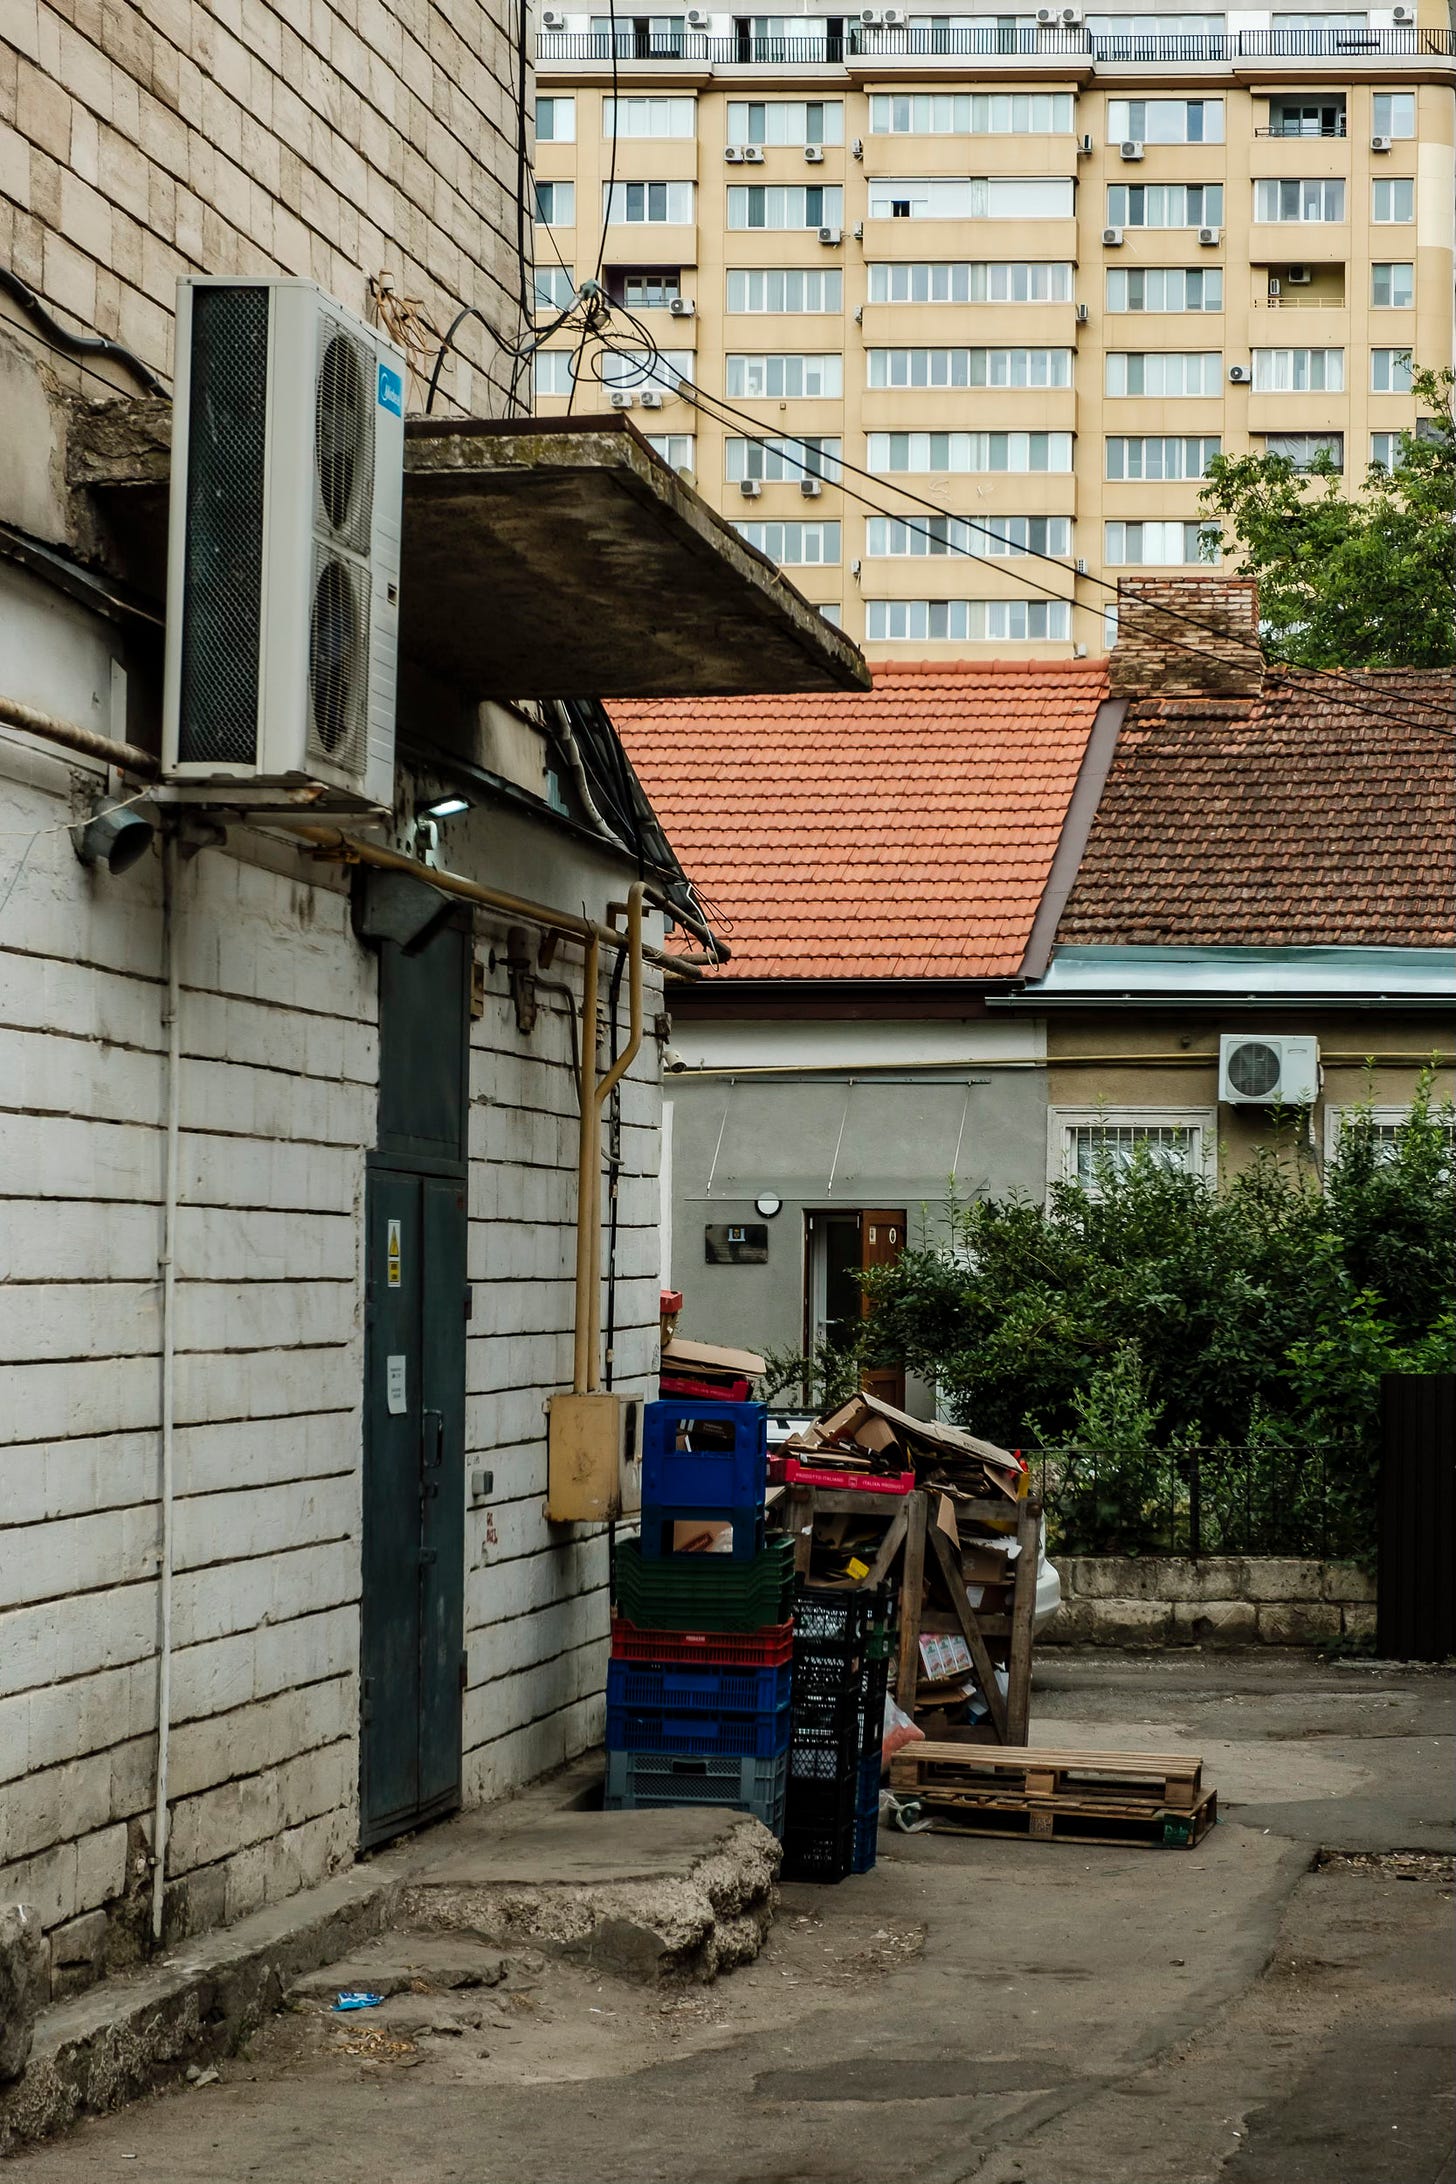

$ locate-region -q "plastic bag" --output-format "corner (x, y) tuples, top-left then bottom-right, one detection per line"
(881, 1695), (924, 1768)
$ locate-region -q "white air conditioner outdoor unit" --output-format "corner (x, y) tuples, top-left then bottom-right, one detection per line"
(668, 295), (695, 315)
(1074, 555), (1088, 574)
(609, 388), (635, 408)
(1061, 6), (1084, 22)
(1076, 300), (1089, 322)
(1286, 264), (1312, 283)
(724, 145), (744, 162)
(800, 475), (822, 496)
(743, 144), (765, 163)
(1228, 363), (1250, 382)
(853, 303), (864, 322)
(852, 220), (864, 238)
(819, 225), (843, 245)
(1120, 139), (1144, 160)
(541, 7), (566, 25)
(639, 388), (664, 407)
(1078, 132), (1094, 153)
(805, 144), (825, 162)
(163, 277), (404, 810)
(859, 7), (885, 22)
(1102, 225), (1124, 246)
(1219, 1034), (1319, 1107)
(1035, 6), (1057, 20)
(851, 136), (864, 157)
(1198, 225), (1222, 245)
(685, 6), (710, 24)
(739, 477), (762, 497)
(882, 6), (907, 21)
(1392, 4), (1415, 18)
(1371, 133), (1393, 151)
(1267, 277), (1282, 296)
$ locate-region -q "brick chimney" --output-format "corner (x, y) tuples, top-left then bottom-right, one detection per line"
(1108, 575), (1265, 699)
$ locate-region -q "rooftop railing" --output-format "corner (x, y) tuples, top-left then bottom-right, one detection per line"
(537, 24), (1456, 62)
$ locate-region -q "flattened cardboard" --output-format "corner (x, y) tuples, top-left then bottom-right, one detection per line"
(662, 1336), (768, 1377)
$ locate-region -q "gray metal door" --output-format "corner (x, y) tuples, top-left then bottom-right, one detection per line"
(359, 911), (469, 1848)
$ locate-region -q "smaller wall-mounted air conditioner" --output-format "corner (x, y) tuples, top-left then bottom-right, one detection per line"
(1370, 133), (1393, 151)
(819, 225), (843, 245)
(1219, 1035), (1320, 1107)
(541, 8), (566, 25)
(609, 389), (635, 408)
(1078, 132), (1094, 153)
(1120, 139), (1144, 160)
(1198, 225), (1222, 245)
(685, 6), (710, 24)
(668, 295), (695, 315)
(1228, 363), (1250, 383)
(851, 136), (864, 158)
(1102, 225), (1124, 246)
(1076, 301), (1088, 322)
(800, 476), (822, 497)
(1286, 265), (1312, 283)
(805, 144), (825, 162)
(724, 145), (744, 162)
(639, 388), (664, 407)
(739, 477), (762, 497)
(743, 145), (765, 163)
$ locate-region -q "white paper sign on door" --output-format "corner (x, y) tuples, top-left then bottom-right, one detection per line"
(386, 1354), (407, 1415)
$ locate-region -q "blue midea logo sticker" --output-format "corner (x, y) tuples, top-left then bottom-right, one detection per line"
(377, 362), (404, 416)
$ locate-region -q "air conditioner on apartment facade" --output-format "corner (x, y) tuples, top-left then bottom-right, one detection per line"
(163, 278), (405, 810)
(1219, 1035), (1320, 1106)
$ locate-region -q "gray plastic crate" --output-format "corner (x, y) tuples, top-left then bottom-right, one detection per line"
(604, 1747), (787, 1836)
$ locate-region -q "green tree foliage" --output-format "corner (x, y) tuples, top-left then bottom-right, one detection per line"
(1198, 364), (1456, 668)
(845, 1085), (1454, 1543)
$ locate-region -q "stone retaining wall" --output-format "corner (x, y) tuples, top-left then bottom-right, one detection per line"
(1043, 1557), (1376, 1647)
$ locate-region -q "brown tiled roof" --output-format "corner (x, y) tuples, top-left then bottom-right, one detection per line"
(612, 659), (1109, 980)
(1057, 668), (1456, 948)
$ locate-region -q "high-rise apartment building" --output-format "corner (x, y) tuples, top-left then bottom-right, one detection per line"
(532, 9), (1455, 654)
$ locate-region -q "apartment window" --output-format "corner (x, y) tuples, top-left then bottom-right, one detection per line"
(868, 430), (1074, 473)
(1106, 267), (1223, 312)
(534, 265), (576, 310)
(604, 180), (694, 223)
(867, 177), (1074, 219)
(1370, 430), (1407, 468)
(647, 433), (695, 470)
(1264, 431), (1344, 469)
(590, 10), (686, 40)
(1052, 1111), (1215, 1192)
(1371, 92), (1416, 139)
(1108, 183), (1224, 228)
(867, 347), (1072, 388)
(868, 260), (1073, 304)
(1373, 177), (1415, 224)
(534, 350), (576, 395)
(618, 269), (681, 307)
(727, 99), (844, 144)
(734, 519), (842, 564)
(1254, 178), (1345, 222)
(868, 92), (1073, 133)
(727, 352), (843, 398)
(726, 434), (842, 481)
(534, 180), (575, 225)
(865, 513), (1073, 557)
(1108, 98), (1224, 143)
(866, 599), (1072, 642)
(1252, 347), (1344, 391)
(1088, 14), (1225, 37)
(727, 268), (842, 312)
(1273, 11), (1368, 24)
(1106, 352), (1221, 396)
(1106, 435), (1220, 479)
(1324, 1104), (1456, 1167)
(1371, 347), (1413, 394)
(1105, 519), (1219, 564)
(820, 602), (843, 627)
(603, 95), (696, 138)
(600, 347), (694, 389)
(536, 95), (575, 141)
(1267, 98), (1345, 138)
(728, 184), (843, 229)
(1371, 262), (1414, 308)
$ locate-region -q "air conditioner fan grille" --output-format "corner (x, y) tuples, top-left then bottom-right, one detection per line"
(1228, 1040), (1281, 1098)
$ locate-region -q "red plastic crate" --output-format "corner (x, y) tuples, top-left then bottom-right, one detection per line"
(610, 1614), (794, 1668)
(659, 1372), (753, 1403)
(767, 1454), (915, 1495)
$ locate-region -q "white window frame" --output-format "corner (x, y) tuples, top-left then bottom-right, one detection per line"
(1107, 97), (1224, 144)
(1370, 346), (1413, 394)
(726, 267), (842, 313)
(1370, 262), (1414, 309)
(646, 432), (695, 470)
(536, 95), (576, 142)
(727, 98), (844, 145)
(1324, 1103), (1456, 1164)
(1372, 176), (1415, 224)
(603, 95), (696, 138)
(1048, 1107), (1218, 1194)
(534, 180), (575, 226)
(534, 265), (576, 311)
(603, 179), (695, 223)
(868, 260), (1073, 304)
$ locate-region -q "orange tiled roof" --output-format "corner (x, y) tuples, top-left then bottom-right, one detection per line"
(613, 658), (1110, 980)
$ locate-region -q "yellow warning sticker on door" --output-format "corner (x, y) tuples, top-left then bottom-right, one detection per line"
(387, 1218), (402, 1288)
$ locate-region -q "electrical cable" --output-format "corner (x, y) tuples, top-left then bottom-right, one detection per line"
(0, 273), (168, 397)
(572, 321), (1456, 746)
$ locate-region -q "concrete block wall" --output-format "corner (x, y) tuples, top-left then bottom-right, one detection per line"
(462, 934), (665, 1804)
(1043, 1556), (1378, 1647)
(0, 0), (527, 421)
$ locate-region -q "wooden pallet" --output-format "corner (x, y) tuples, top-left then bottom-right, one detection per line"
(901, 1785), (1218, 1850)
(891, 1741), (1206, 1812)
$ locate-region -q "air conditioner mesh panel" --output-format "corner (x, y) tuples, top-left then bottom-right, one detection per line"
(307, 543), (370, 779)
(1228, 1041), (1281, 1098)
(176, 286), (269, 765)
(314, 321), (375, 556)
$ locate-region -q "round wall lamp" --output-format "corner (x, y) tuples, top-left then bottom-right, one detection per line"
(754, 1195), (783, 1219)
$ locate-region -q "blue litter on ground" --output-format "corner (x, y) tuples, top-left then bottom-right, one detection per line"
(332, 1991), (385, 2011)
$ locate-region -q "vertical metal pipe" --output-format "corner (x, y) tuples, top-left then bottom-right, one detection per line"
(151, 830), (182, 1941)
(572, 932), (600, 1395)
(590, 885), (644, 1387)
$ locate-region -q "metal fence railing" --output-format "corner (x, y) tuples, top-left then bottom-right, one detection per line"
(537, 26), (1456, 63)
(1032, 1442), (1366, 1562)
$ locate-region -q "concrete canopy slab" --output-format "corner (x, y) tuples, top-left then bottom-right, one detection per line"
(402, 417), (869, 696)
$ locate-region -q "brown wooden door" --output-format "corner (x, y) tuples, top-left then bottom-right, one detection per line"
(860, 1209), (906, 1408)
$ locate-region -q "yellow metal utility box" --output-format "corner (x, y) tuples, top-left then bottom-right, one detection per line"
(546, 1392), (643, 1523)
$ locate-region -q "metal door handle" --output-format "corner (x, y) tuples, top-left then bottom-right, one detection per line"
(422, 1407), (445, 1468)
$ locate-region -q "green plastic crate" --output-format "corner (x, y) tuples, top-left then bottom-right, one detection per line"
(614, 1533), (795, 1633)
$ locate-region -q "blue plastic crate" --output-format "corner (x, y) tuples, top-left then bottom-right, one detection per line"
(604, 1748), (787, 1836)
(857, 1750), (882, 1816)
(642, 1400), (767, 1517)
(606, 1696), (791, 1759)
(636, 1504), (766, 1564)
(607, 1657), (792, 1718)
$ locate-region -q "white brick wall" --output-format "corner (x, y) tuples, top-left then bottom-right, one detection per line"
(0, 0), (526, 415)
(0, 719), (670, 1980)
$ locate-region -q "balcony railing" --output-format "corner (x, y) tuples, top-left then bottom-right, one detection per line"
(1255, 118), (1348, 135)
(537, 25), (1456, 63)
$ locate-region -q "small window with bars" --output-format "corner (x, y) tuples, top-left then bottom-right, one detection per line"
(1051, 1110), (1215, 1194)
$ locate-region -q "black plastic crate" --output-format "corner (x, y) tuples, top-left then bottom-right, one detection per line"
(781, 1817), (857, 1884)
(791, 1638), (865, 1695)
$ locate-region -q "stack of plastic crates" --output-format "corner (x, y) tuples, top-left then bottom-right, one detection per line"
(606, 1400), (793, 1834)
(783, 1582), (897, 1882)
